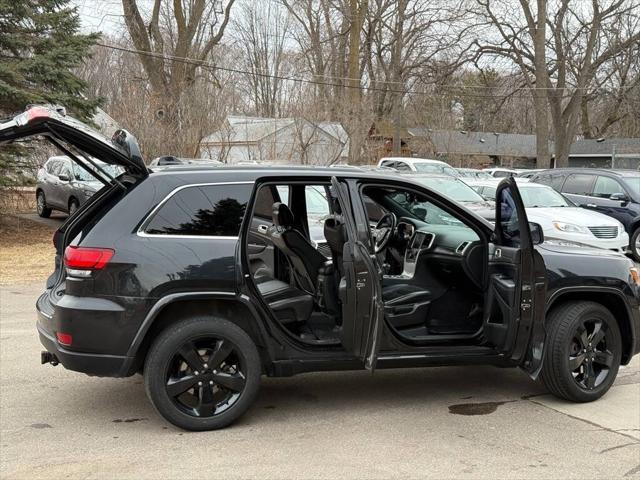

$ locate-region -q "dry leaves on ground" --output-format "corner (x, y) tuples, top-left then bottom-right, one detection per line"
(0, 215), (56, 286)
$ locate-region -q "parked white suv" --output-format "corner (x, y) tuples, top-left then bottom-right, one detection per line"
(377, 157), (460, 176)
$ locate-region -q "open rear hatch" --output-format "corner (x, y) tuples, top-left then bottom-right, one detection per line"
(1, 105), (148, 292)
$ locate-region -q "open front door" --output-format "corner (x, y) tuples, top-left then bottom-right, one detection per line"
(330, 177), (384, 371)
(484, 178), (547, 375)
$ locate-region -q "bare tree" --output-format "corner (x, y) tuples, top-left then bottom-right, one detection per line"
(120, 0), (235, 154)
(234, 2), (291, 117)
(473, 0), (640, 167)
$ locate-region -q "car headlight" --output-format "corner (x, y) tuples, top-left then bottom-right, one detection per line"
(552, 221), (588, 234)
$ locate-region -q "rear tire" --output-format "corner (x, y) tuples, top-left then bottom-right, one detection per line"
(630, 228), (640, 262)
(36, 191), (52, 218)
(540, 301), (621, 402)
(144, 316), (261, 431)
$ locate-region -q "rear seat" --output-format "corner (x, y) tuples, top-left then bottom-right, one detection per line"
(257, 279), (313, 324)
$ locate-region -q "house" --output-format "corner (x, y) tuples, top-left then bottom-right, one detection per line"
(407, 128), (539, 168)
(563, 138), (640, 169)
(199, 116), (349, 165)
(367, 121), (413, 159)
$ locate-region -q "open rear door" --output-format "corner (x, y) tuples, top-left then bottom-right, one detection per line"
(330, 177), (384, 371)
(484, 178), (547, 376)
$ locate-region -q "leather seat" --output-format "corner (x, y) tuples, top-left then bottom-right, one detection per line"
(382, 284), (431, 305)
(257, 279), (313, 324)
(267, 202), (328, 293)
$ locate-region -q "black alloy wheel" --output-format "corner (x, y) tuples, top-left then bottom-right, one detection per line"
(165, 337), (246, 418)
(567, 318), (615, 390)
(540, 301), (621, 402)
(145, 316), (261, 430)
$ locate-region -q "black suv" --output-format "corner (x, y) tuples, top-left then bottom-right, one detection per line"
(2, 107), (640, 431)
(530, 169), (640, 260)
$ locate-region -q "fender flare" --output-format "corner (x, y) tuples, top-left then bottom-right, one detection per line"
(119, 291), (272, 376)
(545, 285), (638, 363)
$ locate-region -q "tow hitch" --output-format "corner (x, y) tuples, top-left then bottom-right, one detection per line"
(41, 351), (59, 366)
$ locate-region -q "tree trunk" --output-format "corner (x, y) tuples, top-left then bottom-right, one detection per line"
(533, 0), (551, 169)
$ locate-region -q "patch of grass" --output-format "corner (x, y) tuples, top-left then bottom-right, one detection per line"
(0, 215), (56, 286)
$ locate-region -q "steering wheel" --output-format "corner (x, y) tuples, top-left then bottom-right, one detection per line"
(373, 213), (397, 253)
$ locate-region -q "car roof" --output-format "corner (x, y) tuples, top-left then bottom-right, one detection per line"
(379, 157), (446, 165)
(533, 168), (640, 177)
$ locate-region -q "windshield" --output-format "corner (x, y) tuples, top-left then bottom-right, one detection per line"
(390, 191), (465, 226)
(519, 186), (571, 207)
(74, 163), (124, 181)
(414, 163), (444, 173)
(625, 176), (640, 197)
(416, 177), (486, 203)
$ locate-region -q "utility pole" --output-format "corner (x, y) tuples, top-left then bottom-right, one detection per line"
(391, 0), (406, 156)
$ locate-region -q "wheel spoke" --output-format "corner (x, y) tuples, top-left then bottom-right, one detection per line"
(569, 353), (586, 371)
(589, 322), (606, 347)
(178, 341), (204, 371)
(584, 361), (596, 389)
(208, 340), (234, 369)
(576, 324), (589, 349)
(195, 384), (216, 417)
(166, 375), (198, 397)
(212, 372), (245, 392)
(594, 350), (614, 368)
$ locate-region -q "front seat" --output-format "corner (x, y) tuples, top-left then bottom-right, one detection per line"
(267, 202), (329, 294)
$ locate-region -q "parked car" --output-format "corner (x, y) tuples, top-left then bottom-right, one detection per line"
(377, 157), (461, 176)
(457, 168), (493, 180)
(403, 174), (495, 220)
(36, 155), (123, 217)
(516, 169), (543, 179)
(470, 180), (629, 252)
(483, 167), (519, 178)
(3, 106), (640, 432)
(530, 169), (640, 260)
(149, 155), (222, 170)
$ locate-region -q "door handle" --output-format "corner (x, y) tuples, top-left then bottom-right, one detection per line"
(586, 203), (597, 208)
(257, 224), (268, 234)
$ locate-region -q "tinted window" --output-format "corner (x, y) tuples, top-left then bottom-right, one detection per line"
(562, 174), (595, 195)
(145, 184), (252, 236)
(593, 176), (624, 198)
(493, 170), (510, 178)
(395, 162), (411, 171)
(498, 187), (520, 248)
(380, 160), (395, 168)
(550, 174), (565, 190)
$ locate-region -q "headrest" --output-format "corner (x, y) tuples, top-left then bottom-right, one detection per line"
(272, 202), (294, 228)
(324, 215), (346, 251)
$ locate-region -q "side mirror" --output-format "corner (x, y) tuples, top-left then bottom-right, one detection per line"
(58, 173), (70, 182)
(529, 222), (544, 245)
(610, 192), (628, 202)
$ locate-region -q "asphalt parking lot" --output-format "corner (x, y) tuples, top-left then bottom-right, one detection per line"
(0, 284), (638, 479)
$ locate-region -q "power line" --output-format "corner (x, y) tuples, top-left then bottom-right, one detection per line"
(97, 42), (593, 99)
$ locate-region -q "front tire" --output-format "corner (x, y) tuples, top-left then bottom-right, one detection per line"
(630, 228), (640, 262)
(144, 316), (261, 431)
(540, 301), (621, 402)
(36, 191), (52, 218)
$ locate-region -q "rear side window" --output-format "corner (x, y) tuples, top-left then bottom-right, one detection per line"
(562, 174), (595, 195)
(145, 183), (253, 236)
(395, 162), (411, 171)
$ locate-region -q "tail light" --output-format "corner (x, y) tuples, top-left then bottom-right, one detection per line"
(64, 246), (114, 277)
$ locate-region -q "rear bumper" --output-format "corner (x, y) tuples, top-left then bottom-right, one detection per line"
(38, 324), (129, 377)
(37, 291), (132, 377)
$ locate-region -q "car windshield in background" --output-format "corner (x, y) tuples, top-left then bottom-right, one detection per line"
(75, 163), (124, 181)
(519, 186), (571, 208)
(416, 177), (486, 203)
(624, 176), (640, 197)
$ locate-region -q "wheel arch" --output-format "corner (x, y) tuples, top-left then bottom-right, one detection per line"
(122, 292), (273, 376)
(546, 287), (636, 364)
